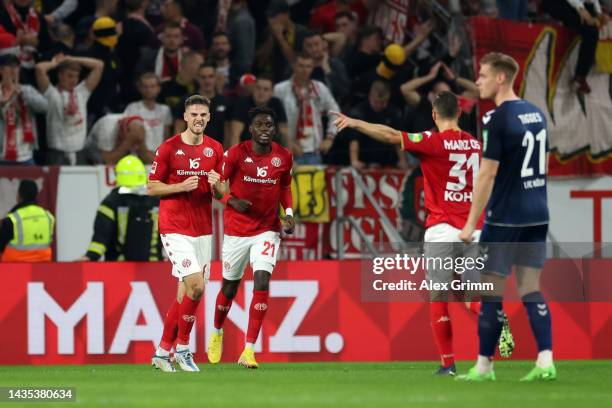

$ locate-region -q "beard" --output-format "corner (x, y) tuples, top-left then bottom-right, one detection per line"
(189, 122), (205, 135)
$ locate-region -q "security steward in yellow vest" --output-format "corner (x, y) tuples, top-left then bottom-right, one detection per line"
(80, 155), (162, 261)
(0, 180), (55, 262)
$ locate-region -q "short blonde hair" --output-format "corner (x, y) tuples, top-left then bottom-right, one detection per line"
(480, 52), (519, 83)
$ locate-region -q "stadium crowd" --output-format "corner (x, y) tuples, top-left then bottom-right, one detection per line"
(0, 0), (609, 167)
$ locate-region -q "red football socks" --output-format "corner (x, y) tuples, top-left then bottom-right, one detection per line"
(214, 291), (233, 330)
(430, 301), (454, 367)
(176, 295), (200, 345)
(246, 290), (269, 344)
(159, 299), (180, 351)
(468, 301), (481, 316)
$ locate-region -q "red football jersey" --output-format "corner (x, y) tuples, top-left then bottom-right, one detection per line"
(222, 141), (293, 237)
(401, 129), (484, 230)
(149, 134), (224, 236)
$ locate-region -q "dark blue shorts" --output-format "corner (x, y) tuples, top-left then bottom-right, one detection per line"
(479, 224), (548, 276)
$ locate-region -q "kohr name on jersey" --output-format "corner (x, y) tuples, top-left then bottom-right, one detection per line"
(445, 190), (473, 202)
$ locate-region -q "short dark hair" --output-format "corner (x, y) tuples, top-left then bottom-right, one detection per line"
(248, 106), (276, 125)
(199, 62), (216, 71)
(356, 26), (383, 48)
(256, 74), (274, 84)
(212, 31), (230, 40)
(334, 11), (355, 22)
(57, 60), (82, 74)
(294, 52), (313, 62)
(184, 94), (211, 110)
(432, 91), (459, 119)
(18, 180), (38, 202)
(303, 29), (323, 41)
(163, 21), (182, 32)
(138, 72), (160, 84)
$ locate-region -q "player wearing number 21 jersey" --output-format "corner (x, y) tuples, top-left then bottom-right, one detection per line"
(331, 91), (514, 377)
(207, 107), (294, 369)
(457, 53), (554, 382)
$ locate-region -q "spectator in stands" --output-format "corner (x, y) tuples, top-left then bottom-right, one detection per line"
(256, 0), (308, 82)
(226, 0), (256, 84)
(300, 30), (350, 102)
(400, 61), (479, 132)
(0, 0), (52, 84)
(87, 114), (155, 164)
(207, 32), (233, 90)
(78, 155), (163, 262)
(347, 26), (383, 78)
(158, 0), (206, 53)
(159, 50), (202, 113)
(83, 16), (120, 119)
(124, 73), (172, 147)
(138, 21), (184, 83)
(174, 63), (229, 145)
(35, 54), (104, 165)
(309, 0), (365, 33)
(93, 0), (119, 19)
(0, 179), (55, 263)
(274, 53), (339, 164)
(43, 23), (75, 60)
(229, 75), (288, 146)
(543, 0), (608, 94)
(0, 53), (48, 165)
(74, 16), (95, 54)
(347, 80), (407, 170)
(117, 0), (156, 104)
(331, 11), (358, 60)
(43, 0), (78, 25)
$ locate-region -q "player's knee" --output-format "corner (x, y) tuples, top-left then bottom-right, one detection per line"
(186, 282), (204, 299)
(221, 279), (240, 299)
(253, 270), (271, 291)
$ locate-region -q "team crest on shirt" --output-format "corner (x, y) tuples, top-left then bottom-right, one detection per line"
(271, 157), (282, 167)
(182, 259), (191, 268)
(203, 147), (214, 157)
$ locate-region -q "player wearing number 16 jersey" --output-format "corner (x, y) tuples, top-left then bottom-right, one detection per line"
(331, 91), (514, 377)
(457, 53), (554, 382)
(207, 107), (294, 368)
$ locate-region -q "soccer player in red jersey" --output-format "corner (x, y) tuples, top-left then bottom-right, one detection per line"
(207, 106), (294, 368)
(332, 91), (510, 376)
(148, 95), (224, 372)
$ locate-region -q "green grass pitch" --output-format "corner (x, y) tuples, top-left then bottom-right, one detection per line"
(1, 361), (611, 408)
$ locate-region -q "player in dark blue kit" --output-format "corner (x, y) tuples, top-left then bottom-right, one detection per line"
(457, 53), (555, 381)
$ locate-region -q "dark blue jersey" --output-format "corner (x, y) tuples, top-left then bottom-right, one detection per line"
(482, 99), (549, 226)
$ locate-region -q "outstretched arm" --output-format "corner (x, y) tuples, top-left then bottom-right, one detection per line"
(331, 111), (402, 145)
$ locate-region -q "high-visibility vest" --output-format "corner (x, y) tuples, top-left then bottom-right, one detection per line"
(1, 205), (55, 262)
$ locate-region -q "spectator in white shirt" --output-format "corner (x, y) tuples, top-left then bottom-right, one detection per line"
(124, 72), (172, 148)
(87, 114), (156, 165)
(0, 53), (48, 165)
(274, 53), (339, 165)
(35, 54), (104, 164)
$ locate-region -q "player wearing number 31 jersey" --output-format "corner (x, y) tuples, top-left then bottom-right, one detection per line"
(331, 91), (516, 377)
(207, 107), (294, 369)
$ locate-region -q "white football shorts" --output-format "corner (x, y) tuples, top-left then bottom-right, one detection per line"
(222, 231), (281, 281)
(160, 233), (212, 282)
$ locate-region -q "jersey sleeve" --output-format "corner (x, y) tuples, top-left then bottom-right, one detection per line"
(400, 131), (438, 155)
(482, 110), (502, 161)
(221, 147), (238, 182)
(149, 143), (170, 182)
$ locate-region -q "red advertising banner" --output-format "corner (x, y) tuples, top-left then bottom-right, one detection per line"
(1, 261), (611, 365)
(469, 17), (612, 176)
